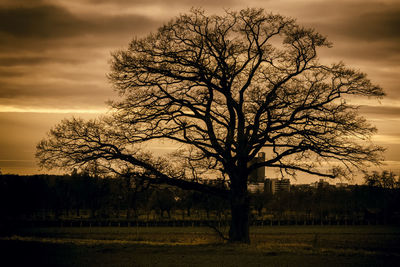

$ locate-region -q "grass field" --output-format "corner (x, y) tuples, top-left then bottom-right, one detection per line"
(1, 226), (399, 266)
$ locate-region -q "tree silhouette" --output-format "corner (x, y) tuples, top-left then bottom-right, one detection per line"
(36, 8), (384, 243)
(364, 170), (399, 189)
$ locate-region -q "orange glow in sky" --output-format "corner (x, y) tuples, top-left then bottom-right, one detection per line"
(1, 0), (399, 183)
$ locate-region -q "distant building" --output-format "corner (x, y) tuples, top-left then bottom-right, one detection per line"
(294, 184), (311, 190)
(246, 152), (290, 194)
(264, 178), (290, 194)
(248, 152), (266, 183)
(274, 179), (291, 194)
(248, 183), (265, 193)
(335, 183), (349, 188)
(311, 179), (330, 189)
(199, 178), (229, 189)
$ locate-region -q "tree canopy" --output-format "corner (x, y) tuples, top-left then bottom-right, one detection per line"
(36, 8), (384, 243)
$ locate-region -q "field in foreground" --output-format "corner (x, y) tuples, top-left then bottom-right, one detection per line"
(1, 226), (399, 266)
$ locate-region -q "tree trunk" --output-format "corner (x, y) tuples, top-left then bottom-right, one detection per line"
(226, 162), (251, 243)
(186, 207), (191, 217)
(229, 189), (250, 243)
(126, 191), (136, 219)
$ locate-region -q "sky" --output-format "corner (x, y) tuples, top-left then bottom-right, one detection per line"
(0, 0), (399, 184)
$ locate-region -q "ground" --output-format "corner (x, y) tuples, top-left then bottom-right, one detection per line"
(1, 226), (399, 266)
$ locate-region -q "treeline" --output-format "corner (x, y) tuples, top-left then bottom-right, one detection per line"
(0, 173), (228, 222)
(1, 173), (399, 225)
(253, 184), (400, 225)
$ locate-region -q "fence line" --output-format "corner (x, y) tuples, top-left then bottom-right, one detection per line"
(2, 217), (396, 228)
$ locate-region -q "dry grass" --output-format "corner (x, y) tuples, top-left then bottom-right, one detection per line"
(1, 226), (399, 266)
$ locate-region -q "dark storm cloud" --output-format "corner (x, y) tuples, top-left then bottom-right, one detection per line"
(0, 4), (159, 40)
(0, 5), (88, 38)
(314, 8), (400, 42)
(0, 69), (26, 78)
(0, 3), (160, 74)
(84, 0), (238, 7)
(283, 1), (400, 64)
(0, 56), (80, 67)
(350, 9), (400, 41)
(0, 3), (150, 113)
(95, 15), (160, 36)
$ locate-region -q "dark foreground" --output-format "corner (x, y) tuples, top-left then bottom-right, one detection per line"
(1, 226), (399, 266)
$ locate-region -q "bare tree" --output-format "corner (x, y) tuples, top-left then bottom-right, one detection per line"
(364, 171), (399, 189)
(36, 8), (384, 243)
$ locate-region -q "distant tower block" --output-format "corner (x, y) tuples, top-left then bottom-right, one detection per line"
(248, 152), (266, 183)
(264, 178), (290, 194)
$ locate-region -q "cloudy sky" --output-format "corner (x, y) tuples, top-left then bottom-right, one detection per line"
(1, 0), (399, 183)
